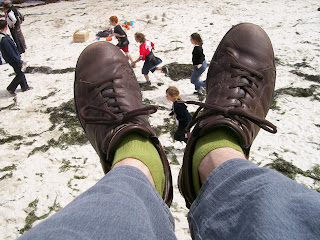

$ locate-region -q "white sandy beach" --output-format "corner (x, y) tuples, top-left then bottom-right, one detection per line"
(0, 0), (319, 239)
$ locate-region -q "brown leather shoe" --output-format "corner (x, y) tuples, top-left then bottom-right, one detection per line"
(179, 23), (277, 208)
(74, 42), (173, 206)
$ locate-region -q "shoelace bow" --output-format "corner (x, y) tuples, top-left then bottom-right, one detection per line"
(79, 78), (158, 125)
(80, 105), (157, 125)
(184, 62), (277, 134)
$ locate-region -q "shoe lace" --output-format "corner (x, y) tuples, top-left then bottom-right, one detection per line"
(79, 75), (158, 125)
(185, 62), (277, 134)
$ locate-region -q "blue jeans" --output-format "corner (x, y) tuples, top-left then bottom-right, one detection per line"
(191, 60), (207, 91)
(18, 160), (320, 239)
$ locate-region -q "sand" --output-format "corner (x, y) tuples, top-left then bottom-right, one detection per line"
(0, 0), (319, 239)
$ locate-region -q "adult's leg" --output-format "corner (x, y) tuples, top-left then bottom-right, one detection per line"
(22, 41), (173, 239)
(188, 150), (320, 239)
(18, 164), (176, 240)
(19, 41), (174, 239)
(16, 24), (27, 50)
(9, 27), (24, 54)
(179, 23), (320, 239)
(7, 62), (29, 92)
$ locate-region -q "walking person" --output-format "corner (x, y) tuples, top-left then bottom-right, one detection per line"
(4, 0), (27, 50)
(0, 20), (31, 95)
(3, 3), (25, 54)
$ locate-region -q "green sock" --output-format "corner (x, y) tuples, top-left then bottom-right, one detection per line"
(192, 128), (244, 195)
(112, 133), (165, 196)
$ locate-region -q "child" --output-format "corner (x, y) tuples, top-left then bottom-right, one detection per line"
(166, 86), (192, 143)
(131, 32), (164, 85)
(190, 33), (207, 95)
(109, 16), (134, 64)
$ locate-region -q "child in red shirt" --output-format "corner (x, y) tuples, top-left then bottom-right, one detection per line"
(131, 32), (165, 85)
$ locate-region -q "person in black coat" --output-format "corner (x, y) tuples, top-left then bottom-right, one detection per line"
(166, 86), (192, 143)
(0, 20), (31, 95)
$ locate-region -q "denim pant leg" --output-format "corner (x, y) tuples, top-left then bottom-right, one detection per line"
(190, 60), (207, 91)
(18, 166), (176, 240)
(188, 158), (320, 240)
